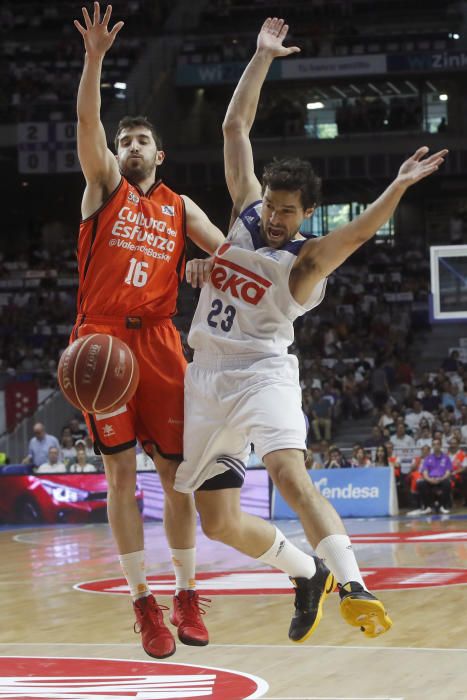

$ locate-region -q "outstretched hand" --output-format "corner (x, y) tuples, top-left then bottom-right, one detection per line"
(257, 17), (300, 58)
(186, 257), (215, 288)
(74, 2), (124, 58)
(397, 146), (448, 188)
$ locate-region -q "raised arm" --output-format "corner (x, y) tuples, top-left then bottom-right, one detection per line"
(222, 18), (300, 213)
(74, 2), (123, 215)
(290, 146), (448, 305)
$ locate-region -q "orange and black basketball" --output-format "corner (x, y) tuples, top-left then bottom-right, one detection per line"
(57, 334), (140, 414)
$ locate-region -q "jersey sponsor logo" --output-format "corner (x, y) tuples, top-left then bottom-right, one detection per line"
(111, 207), (178, 251)
(211, 257), (272, 306)
(108, 238), (172, 262)
(217, 242), (231, 256)
(161, 204), (175, 216)
(128, 190), (140, 204)
(103, 423), (115, 438)
(77, 566), (467, 596)
(0, 657), (268, 699)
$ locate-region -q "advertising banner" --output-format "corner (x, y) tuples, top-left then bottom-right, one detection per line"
(0, 466), (270, 525)
(387, 49), (467, 73)
(272, 467), (397, 519)
(281, 54), (387, 79)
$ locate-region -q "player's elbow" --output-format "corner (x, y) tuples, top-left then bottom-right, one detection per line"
(222, 116), (248, 135)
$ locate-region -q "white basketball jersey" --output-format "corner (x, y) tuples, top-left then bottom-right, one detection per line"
(188, 201), (327, 358)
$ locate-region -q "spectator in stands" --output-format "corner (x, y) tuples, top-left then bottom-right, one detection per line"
(406, 444), (430, 515)
(81, 435), (99, 463)
(351, 447), (371, 467)
(309, 387), (333, 441)
(415, 425), (433, 449)
(395, 415), (413, 437)
(386, 408), (403, 435)
(441, 380), (457, 410)
(35, 446), (66, 474)
(417, 437), (453, 514)
(405, 399), (434, 433)
(22, 422), (60, 467)
(385, 439), (402, 497)
(68, 445), (97, 473)
(442, 350), (462, 373)
(447, 437), (467, 505)
(374, 445), (390, 467)
(441, 420), (456, 448)
(341, 369), (361, 418)
(324, 446), (351, 469)
(390, 422), (415, 457)
(377, 403), (395, 432)
(364, 426), (385, 449)
(61, 434), (77, 467)
(68, 417), (88, 442)
(421, 385), (441, 413)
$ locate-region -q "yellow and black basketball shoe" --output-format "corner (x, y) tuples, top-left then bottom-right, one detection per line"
(288, 556), (336, 643)
(339, 582), (393, 637)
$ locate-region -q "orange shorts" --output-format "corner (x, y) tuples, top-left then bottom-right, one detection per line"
(71, 315), (186, 460)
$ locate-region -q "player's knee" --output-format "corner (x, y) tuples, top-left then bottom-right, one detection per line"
(199, 513), (234, 544)
(272, 463), (316, 510)
(154, 460), (178, 493)
(105, 471), (137, 498)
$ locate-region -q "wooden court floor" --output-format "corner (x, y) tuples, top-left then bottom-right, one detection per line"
(0, 513), (466, 699)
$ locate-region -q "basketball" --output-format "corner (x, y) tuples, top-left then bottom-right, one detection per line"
(57, 334), (140, 414)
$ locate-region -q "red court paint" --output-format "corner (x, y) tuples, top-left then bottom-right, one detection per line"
(76, 566), (467, 596)
(0, 657), (268, 699)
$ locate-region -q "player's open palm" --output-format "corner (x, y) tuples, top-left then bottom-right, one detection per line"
(74, 2), (124, 59)
(397, 146), (448, 187)
(257, 17), (300, 58)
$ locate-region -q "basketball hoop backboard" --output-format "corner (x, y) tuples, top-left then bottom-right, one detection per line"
(430, 245), (467, 321)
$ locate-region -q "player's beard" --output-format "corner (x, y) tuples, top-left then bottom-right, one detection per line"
(121, 154), (157, 184)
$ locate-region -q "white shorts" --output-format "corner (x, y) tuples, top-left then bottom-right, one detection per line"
(174, 353), (307, 493)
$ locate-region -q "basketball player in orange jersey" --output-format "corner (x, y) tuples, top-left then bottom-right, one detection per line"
(72, 2), (225, 659)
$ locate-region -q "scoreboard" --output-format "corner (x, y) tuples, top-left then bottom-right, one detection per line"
(18, 122), (80, 174)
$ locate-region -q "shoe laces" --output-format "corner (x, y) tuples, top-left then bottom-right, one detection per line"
(178, 592), (211, 622)
(291, 579), (316, 612)
(134, 599), (169, 634)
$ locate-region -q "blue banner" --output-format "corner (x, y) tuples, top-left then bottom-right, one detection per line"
(387, 49), (467, 73)
(272, 467), (397, 519)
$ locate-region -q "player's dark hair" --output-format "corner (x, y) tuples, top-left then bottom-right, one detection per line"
(114, 116), (163, 150)
(261, 157), (321, 210)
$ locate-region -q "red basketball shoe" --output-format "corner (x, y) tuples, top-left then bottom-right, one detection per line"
(170, 590), (209, 646)
(133, 594), (176, 658)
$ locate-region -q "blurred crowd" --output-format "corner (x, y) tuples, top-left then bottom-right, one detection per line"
(19, 418), (156, 474)
(304, 348), (467, 514)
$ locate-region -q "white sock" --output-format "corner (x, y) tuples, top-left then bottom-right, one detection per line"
(257, 526), (316, 578)
(171, 547), (196, 594)
(315, 534), (365, 588)
(118, 550), (151, 601)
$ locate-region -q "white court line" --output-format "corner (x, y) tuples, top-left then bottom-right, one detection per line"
(265, 697), (404, 700)
(2, 642), (466, 653)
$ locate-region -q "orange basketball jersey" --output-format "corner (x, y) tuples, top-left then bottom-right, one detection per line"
(77, 178), (186, 319)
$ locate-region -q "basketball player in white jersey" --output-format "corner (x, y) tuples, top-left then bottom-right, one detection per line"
(175, 18), (447, 641)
